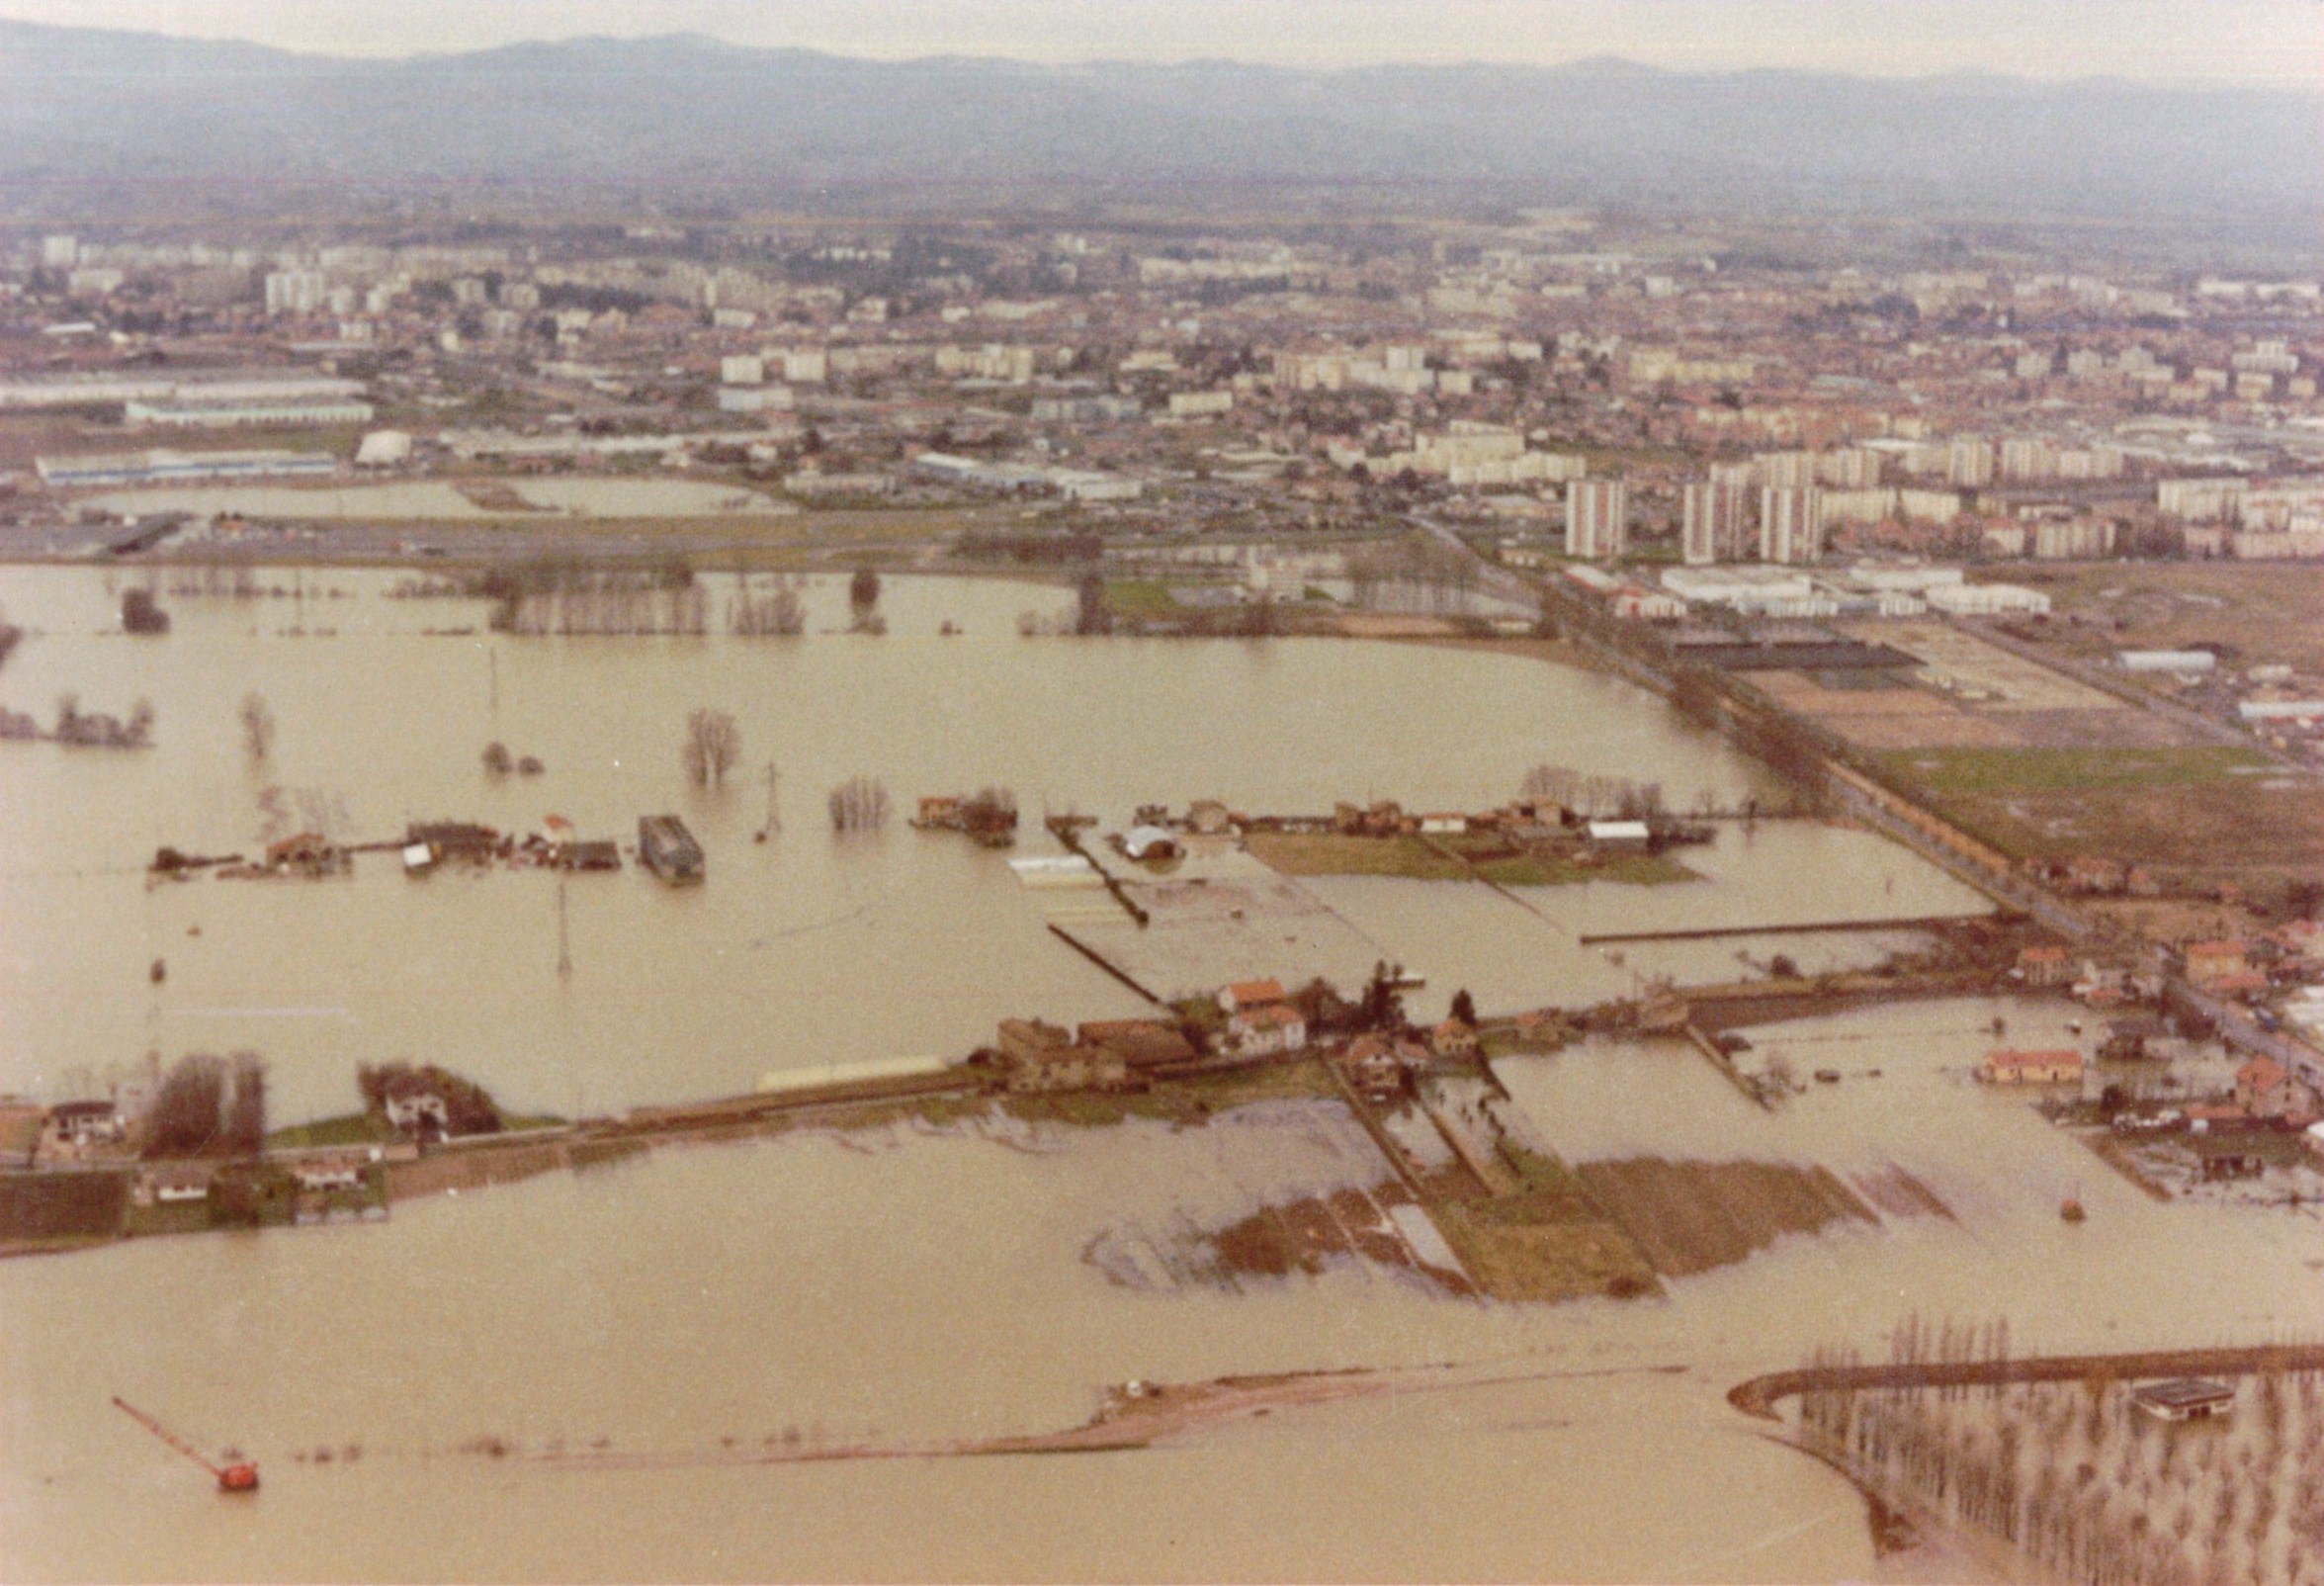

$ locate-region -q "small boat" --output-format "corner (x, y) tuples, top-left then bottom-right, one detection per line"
(2061, 1194), (2087, 1223)
(1814, 1068), (1842, 1085)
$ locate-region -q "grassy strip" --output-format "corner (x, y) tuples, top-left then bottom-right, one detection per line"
(1246, 832), (1470, 880)
(1474, 851), (1697, 887)
(1249, 831), (1694, 887)
(1102, 579), (1181, 620)
(1429, 1202), (1662, 1302)
(267, 1109), (565, 1151)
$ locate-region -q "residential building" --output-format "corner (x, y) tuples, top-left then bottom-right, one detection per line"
(2234, 1057), (2302, 1119)
(2017, 944), (2075, 986)
(1759, 486), (1824, 565)
(1565, 480), (1629, 560)
(1224, 1002), (1308, 1060)
(1680, 482), (1751, 565)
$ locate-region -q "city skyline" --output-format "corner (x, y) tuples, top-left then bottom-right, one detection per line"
(0, 0), (2319, 86)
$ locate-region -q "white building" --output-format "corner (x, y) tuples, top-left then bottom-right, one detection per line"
(2118, 650), (2216, 675)
(1167, 390), (1235, 418)
(1947, 437), (1996, 488)
(1759, 486), (1825, 565)
(1565, 480), (1629, 561)
(125, 397), (375, 428)
(1924, 582), (2052, 616)
(354, 429), (414, 468)
(263, 270), (329, 316)
(1680, 482), (1751, 565)
(36, 449), (337, 488)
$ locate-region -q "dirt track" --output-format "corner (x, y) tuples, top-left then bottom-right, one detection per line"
(517, 1361), (1689, 1473)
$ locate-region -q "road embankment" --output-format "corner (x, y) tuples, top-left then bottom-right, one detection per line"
(1729, 1342), (2324, 1421)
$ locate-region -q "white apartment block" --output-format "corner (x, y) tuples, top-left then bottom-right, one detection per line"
(1759, 486), (1825, 565)
(1680, 483), (1751, 565)
(1566, 480), (1630, 561)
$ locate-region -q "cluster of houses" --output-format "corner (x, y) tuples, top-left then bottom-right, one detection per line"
(2013, 944), (2167, 1007)
(990, 975), (1486, 1103)
(1127, 794), (1695, 855)
(911, 791), (1020, 849)
(403, 817), (625, 876)
(2016, 926), (2324, 1013)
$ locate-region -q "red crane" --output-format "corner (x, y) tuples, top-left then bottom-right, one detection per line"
(111, 1397), (260, 1492)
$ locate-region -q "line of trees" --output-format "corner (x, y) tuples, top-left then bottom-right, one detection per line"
(26, 692), (157, 748)
(1798, 1315), (2324, 1586)
(730, 576), (806, 637)
(1518, 763), (1670, 819)
(482, 560), (708, 637)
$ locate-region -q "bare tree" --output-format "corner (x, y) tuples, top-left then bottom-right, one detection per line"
(731, 578), (806, 637)
(682, 709), (741, 789)
(240, 692), (276, 763)
(828, 776), (891, 833)
(292, 787), (349, 840)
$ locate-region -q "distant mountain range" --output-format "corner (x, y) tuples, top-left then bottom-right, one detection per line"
(1, 21), (2317, 219)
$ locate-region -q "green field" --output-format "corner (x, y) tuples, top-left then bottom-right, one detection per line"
(1101, 579), (1182, 620)
(1882, 746), (2271, 796)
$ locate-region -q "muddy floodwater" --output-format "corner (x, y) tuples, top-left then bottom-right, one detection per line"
(9, 566), (2314, 1583)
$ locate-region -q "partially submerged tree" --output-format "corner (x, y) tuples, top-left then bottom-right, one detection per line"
(828, 776), (891, 833)
(143, 1054), (225, 1158)
(120, 587), (170, 635)
(481, 741), (514, 777)
(239, 692), (276, 763)
(1520, 763), (1582, 810)
(682, 708), (741, 789)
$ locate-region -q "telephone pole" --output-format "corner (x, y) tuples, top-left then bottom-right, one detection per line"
(557, 870), (572, 980)
(757, 760), (781, 841)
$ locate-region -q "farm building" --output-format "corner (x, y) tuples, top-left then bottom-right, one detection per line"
(2131, 1380), (2235, 1423)
(1977, 1048), (2086, 1086)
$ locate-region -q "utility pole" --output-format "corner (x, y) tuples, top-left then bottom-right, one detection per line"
(757, 760), (781, 842)
(557, 870), (572, 980)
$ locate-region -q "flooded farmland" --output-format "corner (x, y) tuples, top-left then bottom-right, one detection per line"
(7, 565), (2321, 1583)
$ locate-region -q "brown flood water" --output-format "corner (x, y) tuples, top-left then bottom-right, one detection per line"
(9, 567), (2312, 1582)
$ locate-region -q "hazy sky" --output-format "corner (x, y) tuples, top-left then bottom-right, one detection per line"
(1, 0), (2318, 84)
